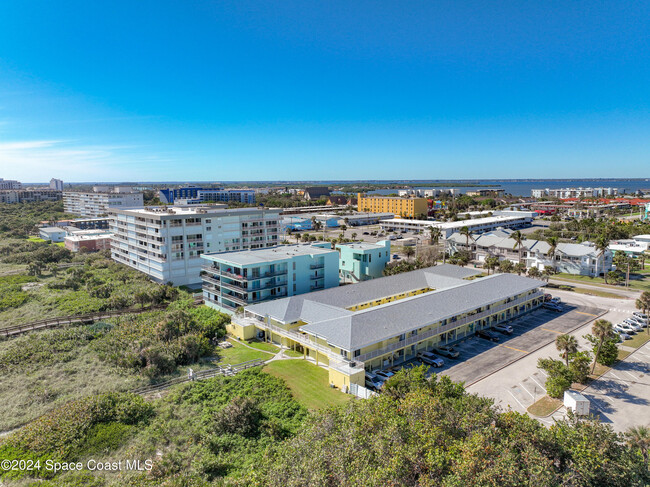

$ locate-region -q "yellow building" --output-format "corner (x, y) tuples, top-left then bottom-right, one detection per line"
(229, 264), (546, 390)
(357, 193), (428, 219)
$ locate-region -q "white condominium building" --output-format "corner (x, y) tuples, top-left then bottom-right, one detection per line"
(64, 187), (144, 217)
(0, 178), (22, 190)
(49, 178), (64, 191)
(110, 206), (282, 286)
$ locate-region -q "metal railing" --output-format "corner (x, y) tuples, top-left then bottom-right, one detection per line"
(355, 292), (543, 362)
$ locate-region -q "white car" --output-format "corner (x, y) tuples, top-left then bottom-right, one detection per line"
(616, 331), (632, 341)
(623, 319), (644, 332)
(627, 316), (647, 328)
(375, 370), (395, 381)
(633, 312), (648, 322)
(614, 323), (636, 334)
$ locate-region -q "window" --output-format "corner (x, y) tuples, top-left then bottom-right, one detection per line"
(293, 283), (296, 292)
(354, 349), (360, 357)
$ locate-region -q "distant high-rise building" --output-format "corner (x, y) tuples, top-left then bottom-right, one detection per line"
(159, 186), (256, 205)
(64, 187), (144, 217)
(49, 178), (64, 191)
(0, 178), (22, 190)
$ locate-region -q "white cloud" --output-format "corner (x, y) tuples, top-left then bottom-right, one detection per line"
(0, 139), (170, 181)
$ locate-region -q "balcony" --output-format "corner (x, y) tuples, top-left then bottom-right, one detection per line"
(355, 292), (544, 362)
(221, 293), (249, 306)
(309, 263), (325, 269)
(310, 274), (324, 280)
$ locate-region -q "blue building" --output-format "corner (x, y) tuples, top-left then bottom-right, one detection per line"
(336, 240), (391, 282)
(201, 242), (340, 313)
(159, 187), (255, 205)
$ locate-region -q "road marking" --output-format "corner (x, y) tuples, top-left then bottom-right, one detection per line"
(507, 389), (527, 410)
(530, 375), (547, 392)
(623, 370), (638, 380)
(519, 383), (535, 399)
(538, 370), (548, 377)
(575, 311), (598, 317)
(500, 344), (529, 353)
(541, 328), (563, 334)
(609, 371), (624, 381)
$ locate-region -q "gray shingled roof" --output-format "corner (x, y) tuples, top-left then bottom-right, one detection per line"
(300, 273), (545, 351)
(245, 264), (481, 322)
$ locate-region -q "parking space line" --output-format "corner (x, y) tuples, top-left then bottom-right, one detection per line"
(500, 344), (529, 353)
(519, 383), (535, 399)
(530, 375), (546, 392)
(538, 370), (548, 377)
(623, 370), (638, 380)
(507, 390), (527, 410)
(609, 371), (624, 381)
(541, 328), (563, 334)
(575, 311), (598, 317)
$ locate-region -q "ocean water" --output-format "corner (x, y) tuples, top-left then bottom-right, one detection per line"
(367, 179), (650, 197)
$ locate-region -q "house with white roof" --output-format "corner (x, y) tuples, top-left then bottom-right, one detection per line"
(447, 229), (613, 277)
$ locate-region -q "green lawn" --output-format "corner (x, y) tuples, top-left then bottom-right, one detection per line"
(554, 272), (650, 292)
(26, 237), (65, 247)
(283, 349), (304, 358)
(527, 396), (562, 417)
(216, 339), (273, 365)
(244, 340), (280, 353)
(263, 360), (352, 410)
(624, 331), (650, 349)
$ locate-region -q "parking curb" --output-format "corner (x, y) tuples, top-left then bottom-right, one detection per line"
(464, 307), (608, 388)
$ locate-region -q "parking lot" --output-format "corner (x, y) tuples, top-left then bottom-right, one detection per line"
(381, 303), (605, 387)
(578, 342), (650, 431)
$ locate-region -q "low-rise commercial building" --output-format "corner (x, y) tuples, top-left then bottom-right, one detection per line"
(64, 232), (113, 252)
(110, 206), (281, 286)
(380, 214), (534, 238)
(202, 243), (339, 313)
(64, 187), (144, 217)
(230, 264), (545, 389)
(337, 240), (391, 282)
(303, 187), (331, 201)
(39, 227), (67, 242)
(358, 193), (428, 219)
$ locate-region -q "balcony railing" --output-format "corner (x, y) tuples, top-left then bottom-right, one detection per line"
(310, 274), (324, 280)
(309, 263), (325, 269)
(355, 292), (544, 362)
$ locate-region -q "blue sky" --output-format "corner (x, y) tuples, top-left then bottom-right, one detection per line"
(1, 1), (649, 182)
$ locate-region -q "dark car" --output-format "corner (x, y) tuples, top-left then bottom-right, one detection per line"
(436, 345), (460, 359)
(363, 232), (370, 235)
(476, 329), (500, 342)
(542, 302), (562, 312)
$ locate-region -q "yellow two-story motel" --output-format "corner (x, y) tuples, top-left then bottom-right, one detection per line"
(226, 264), (546, 389)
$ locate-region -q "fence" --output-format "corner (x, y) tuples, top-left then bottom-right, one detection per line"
(349, 383), (376, 399)
(131, 359), (266, 395)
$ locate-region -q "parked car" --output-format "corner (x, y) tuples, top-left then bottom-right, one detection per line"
(375, 370), (395, 381)
(436, 345), (460, 359)
(623, 319), (643, 332)
(363, 232), (370, 235)
(393, 254), (400, 259)
(542, 302), (562, 312)
(627, 316), (647, 328)
(616, 331), (632, 341)
(492, 324), (514, 335)
(550, 297), (562, 305)
(543, 293), (553, 302)
(365, 372), (384, 390)
(614, 323), (637, 335)
(417, 351), (444, 367)
(632, 312), (648, 322)
(476, 329), (500, 342)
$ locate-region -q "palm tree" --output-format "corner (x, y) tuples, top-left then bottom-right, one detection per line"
(351, 232), (357, 241)
(404, 246), (416, 261)
(459, 226), (474, 262)
(485, 256), (499, 275)
(511, 230), (525, 264)
(527, 266), (541, 279)
(636, 291), (650, 335)
(625, 425), (650, 469)
(595, 234), (609, 282)
(546, 236), (558, 262)
(591, 319), (613, 373)
(429, 226), (441, 247)
(514, 262), (527, 276)
(555, 334), (578, 367)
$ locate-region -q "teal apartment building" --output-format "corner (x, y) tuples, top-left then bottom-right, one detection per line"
(202, 242), (339, 313)
(337, 240), (391, 283)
